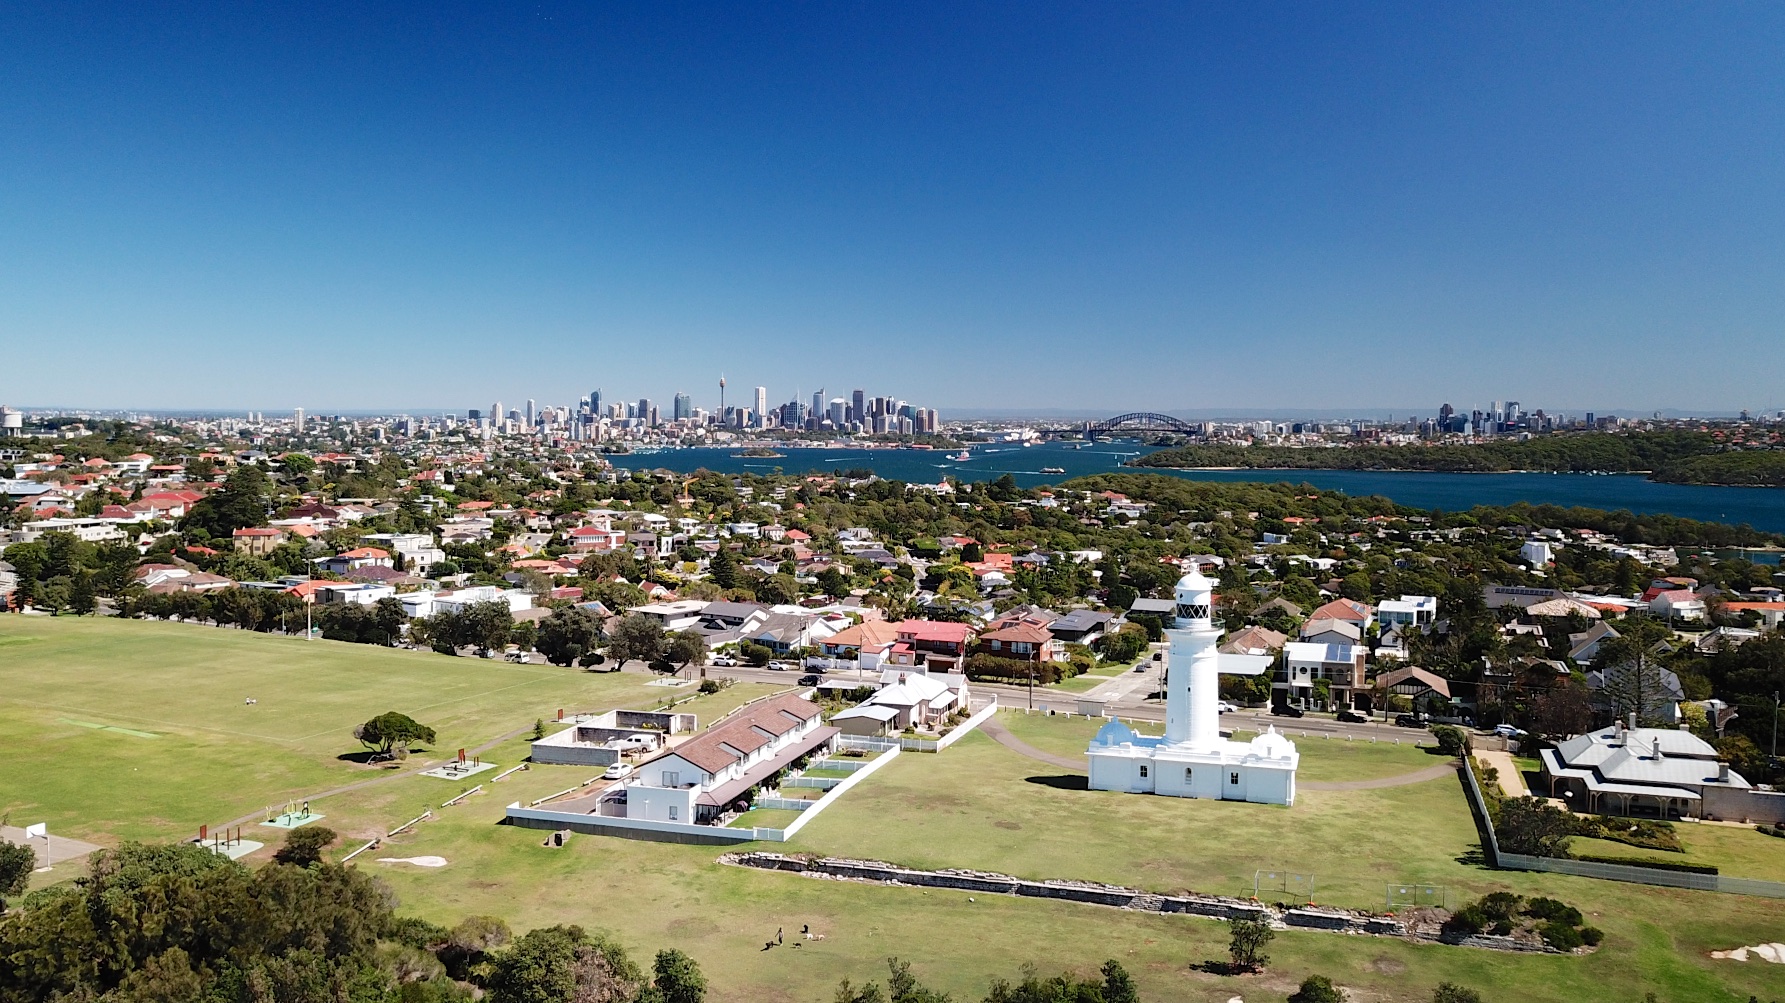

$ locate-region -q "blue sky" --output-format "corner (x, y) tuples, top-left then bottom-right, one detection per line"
(2, 3), (1782, 415)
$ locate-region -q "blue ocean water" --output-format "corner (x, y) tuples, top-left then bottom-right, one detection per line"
(606, 440), (1785, 534)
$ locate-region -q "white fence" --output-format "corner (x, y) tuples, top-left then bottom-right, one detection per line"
(754, 746), (902, 841)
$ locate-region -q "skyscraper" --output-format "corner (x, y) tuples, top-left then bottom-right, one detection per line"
(293, 407), (304, 432)
(491, 402), (503, 426)
(589, 389), (602, 415)
(812, 388), (825, 416)
(852, 388), (865, 423)
(638, 399), (654, 425)
(526, 399), (536, 426)
(673, 393), (692, 421)
(753, 386), (767, 428)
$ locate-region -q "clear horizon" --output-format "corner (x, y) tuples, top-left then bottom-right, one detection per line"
(3, 5), (1783, 413)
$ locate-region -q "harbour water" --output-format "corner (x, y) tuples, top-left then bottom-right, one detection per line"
(607, 440), (1785, 534)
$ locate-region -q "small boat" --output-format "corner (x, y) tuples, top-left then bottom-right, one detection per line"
(953, 451), (972, 461)
(1039, 467), (1066, 474)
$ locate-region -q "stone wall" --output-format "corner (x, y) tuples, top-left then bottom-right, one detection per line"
(1703, 786), (1785, 825)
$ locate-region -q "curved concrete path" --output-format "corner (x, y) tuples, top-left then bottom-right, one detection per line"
(981, 717), (1458, 790)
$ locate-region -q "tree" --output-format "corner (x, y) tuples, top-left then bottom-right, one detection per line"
(1289, 974), (1345, 1003)
(666, 631), (708, 674)
(605, 614), (666, 670)
(738, 641), (775, 667)
(68, 573), (97, 616)
(1530, 682), (1593, 741)
(272, 826), (337, 866)
(1494, 796), (1577, 857)
(461, 600), (516, 655)
(639, 948), (706, 1003)
(537, 606), (603, 667)
(354, 711), (437, 757)
(0, 840), (34, 899)
(181, 464), (271, 537)
(1431, 984), (1484, 1003)
(709, 547), (739, 590)
(1227, 916), (1273, 972)
(1099, 960), (1138, 1003)
(1593, 636), (1679, 725)
(486, 925), (642, 1003)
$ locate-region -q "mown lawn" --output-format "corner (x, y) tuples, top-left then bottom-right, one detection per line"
(334, 719), (1785, 1003)
(1571, 825), (1785, 883)
(0, 616), (783, 842)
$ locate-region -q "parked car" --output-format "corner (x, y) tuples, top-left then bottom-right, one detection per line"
(1270, 704), (1304, 718)
(1336, 709), (1368, 724)
(709, 655), (737, 667)
(1492, 724), (1527, 738)
(766, 661), (791, 671)
(602, 762), (635, 781)
(1216, 701), (1238, 714)
(1394, 713), (1424, 728)
(798, 674), (822, 686)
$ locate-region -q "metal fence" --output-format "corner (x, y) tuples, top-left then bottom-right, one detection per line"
(1458, 756), (1785, 899)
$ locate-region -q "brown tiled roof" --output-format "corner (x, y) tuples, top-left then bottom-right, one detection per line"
(657, 693), (821, 775)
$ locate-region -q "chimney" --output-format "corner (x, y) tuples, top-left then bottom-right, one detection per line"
(1628, 711), (1638, 732)
(1719, 762), (1730, 783)
(1652, 738), (1664, 761)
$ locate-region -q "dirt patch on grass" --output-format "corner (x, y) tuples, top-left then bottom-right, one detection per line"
(1369, 954), (1406, 974)
(995, 820), (1022, 830)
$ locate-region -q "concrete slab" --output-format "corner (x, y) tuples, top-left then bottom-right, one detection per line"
(1, 826), (103, 868)
(203, 838), (265, 860)
(261, 811), (326, 829)
(420, 760), (498, 780)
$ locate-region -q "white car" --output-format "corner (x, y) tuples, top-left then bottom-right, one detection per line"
(710, 655), (737, 667)
(1217, 701), (1238, 714)
(602, 762), (635, 781)
(765, 661), (791, 671)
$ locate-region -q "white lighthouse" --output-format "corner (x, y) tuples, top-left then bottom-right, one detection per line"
(1086, 569), (1299, 805)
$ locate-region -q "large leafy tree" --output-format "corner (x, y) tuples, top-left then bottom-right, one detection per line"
(353, 711), (436, 756)
(181, 464), (272, 538)
(604, 614), (665, 670)
(536, 606), (603, 667)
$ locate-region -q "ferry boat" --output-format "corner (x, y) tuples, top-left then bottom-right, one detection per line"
(1039, 466), (1066, 474)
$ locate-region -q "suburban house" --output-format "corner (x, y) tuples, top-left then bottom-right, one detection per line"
(619, 693), (836, 824)
(1483, 585), (1566, 610)
(979, 621), (1058, 662)
(1376, 595), (1438, 630)
(741, 611), (841, 654)
(1373, 666), (1452, 715)
(1277, 641), (1368, 712)
(1219, 625), (1288, 656)
(1047, 608), (1113, 645)
(1649, 589), (1707, 621)
(628, 600), (709, 631)
(1567, 622), (1621, 663)
(1539, 717), (1785, 823)
(317, 547), (394, 575)
(400, 585), (533, 617)
(1305, 597), (1374, 629)
(830, 671), (971, 736)
(1585, 661), (1685, 724)
(231, 527), (285, 556)
(1297, 617), (1362, 646)
(817, 619), (903, 671)
(885, 620), (975, 673)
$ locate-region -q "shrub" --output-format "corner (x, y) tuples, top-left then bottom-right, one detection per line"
(1289, 974), (1345, 1003)
(1579, 927), (1604, 947)
(1432, 985), (1484, 1003)
(273, 826), (337, 866)
(1569, 854), (1718, 874)
(1539, 920), (1584, 951)
(1441, 905), (1486, 936)
(1226, 916), (1274, 972)
(1523, 897), (1581, 927)
(1430, 725), (1469, 757)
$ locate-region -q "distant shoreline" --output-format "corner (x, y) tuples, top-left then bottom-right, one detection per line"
(1125, 462), (1785, 489)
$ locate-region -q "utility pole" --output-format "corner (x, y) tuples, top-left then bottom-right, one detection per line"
(1773, 690), (1780, 762)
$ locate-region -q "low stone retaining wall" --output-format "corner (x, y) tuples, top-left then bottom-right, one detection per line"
(721, 853), (1561, 954)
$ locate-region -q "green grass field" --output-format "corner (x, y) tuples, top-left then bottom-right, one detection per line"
(344, 714), (1785, 1003)
(11, 619), (1785, 1003)
(0, 616), (783, 842)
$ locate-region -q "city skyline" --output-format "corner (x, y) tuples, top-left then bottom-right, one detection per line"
(3, 6), (1784, 412)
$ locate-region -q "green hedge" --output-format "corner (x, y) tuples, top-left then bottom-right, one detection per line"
(1571, 854), (1718, 875)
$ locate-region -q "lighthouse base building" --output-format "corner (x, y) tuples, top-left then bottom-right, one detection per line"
(1087, 570), (1299, 806)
